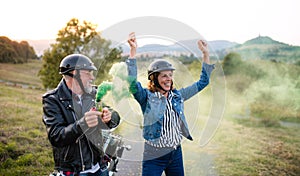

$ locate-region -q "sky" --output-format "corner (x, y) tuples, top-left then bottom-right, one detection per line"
(1, 0), (300, 46)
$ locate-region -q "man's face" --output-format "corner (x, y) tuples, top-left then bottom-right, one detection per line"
(80, 70), (95, 93)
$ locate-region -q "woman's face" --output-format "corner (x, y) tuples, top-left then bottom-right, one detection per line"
(157, 70), (173, 91)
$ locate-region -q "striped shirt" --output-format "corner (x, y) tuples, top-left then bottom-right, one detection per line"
(147, 91), (183, 148)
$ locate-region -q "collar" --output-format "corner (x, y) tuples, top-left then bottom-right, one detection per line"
(56, 79), (72, 101)
(154, 91), (173, 100)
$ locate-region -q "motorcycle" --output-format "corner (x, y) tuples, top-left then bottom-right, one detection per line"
(49, 130), (131, 176)
(102, 130), (132, 176)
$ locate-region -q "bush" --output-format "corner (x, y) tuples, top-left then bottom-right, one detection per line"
(222, 52), (265, 93)
(222, 52), (243, 75)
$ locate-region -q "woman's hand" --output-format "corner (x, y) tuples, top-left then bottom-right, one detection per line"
(101, 107), (111, 124)
(197, 40), (210, 64)
(85, 107), (112, 127)
(128, 32), (137, 58)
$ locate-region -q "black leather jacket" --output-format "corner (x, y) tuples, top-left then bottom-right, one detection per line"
(42, 79), (120, 173)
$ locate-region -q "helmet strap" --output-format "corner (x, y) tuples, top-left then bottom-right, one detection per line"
(65, 70), (86, 94)
(64, 72), (74, 78)
(154, 77), (169, 95)
(73, 70), (86, 94)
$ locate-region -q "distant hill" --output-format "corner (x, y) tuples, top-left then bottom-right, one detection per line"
(244, 36), (284, 45)
(120, 39), (238, 57)
(175, 39), (238, 52)
(27, 36), (300, 64)
(223, 36), (300, 63)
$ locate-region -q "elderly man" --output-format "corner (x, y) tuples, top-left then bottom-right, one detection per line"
(42, 54), (120, 176)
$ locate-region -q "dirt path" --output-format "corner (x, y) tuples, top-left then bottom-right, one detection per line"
(114, 141), (219, 176)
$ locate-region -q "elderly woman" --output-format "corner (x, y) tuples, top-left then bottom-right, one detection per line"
(126, 32), (214, 176)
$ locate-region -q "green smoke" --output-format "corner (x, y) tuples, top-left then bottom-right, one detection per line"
(96, 62), (131, 103)
(96, 81), (113, 102)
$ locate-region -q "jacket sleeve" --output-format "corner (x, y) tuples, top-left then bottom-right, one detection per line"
(100, 105), (121, 129)
(126, 59), (148, 109)
(196, 62), (215, 91)
(42, 95), (85, 148)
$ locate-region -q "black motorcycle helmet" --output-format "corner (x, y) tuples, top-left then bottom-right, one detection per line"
(147, 59), (175, 80)
(59, 54), (97, 74)
(59, 54), (97, 93)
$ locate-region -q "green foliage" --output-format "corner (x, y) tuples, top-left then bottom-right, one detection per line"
(241, 60), (300, 123)
(94, 47), (122, 85)
(38, 18), (97, 89)
(38, 46), (64, 88)
(222, 52), (243, 75)
(0, 36), (37, 63)
(38, 18), (122, 89)
(222, 51), (299, 126)
(187, 60), (202, 79)
(177, 53), (197, 64)
(222, 52), (265, 93)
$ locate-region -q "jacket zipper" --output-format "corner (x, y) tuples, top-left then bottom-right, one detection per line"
(64, 146), (70, 161)
(79, 139), (85, 171)
(72, 111), (85, 171)
(87, 140), (94, 164)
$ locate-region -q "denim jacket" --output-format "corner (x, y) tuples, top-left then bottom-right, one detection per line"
(126, 59), (214, 144)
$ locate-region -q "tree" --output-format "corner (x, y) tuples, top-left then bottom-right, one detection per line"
(38, 18), (122, 89)
(80, 34), (123, 84)
(295, 60), (300, 66)
(0, 36), (36, 63)
(222, 52), (243, 75)
(0, 42), (17, 63)
(18, 41), (36, 62)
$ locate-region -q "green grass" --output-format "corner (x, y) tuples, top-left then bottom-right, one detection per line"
(212, 120), (300, 176)
(0, 84), (53, 175)
(0, 59), (43, 88)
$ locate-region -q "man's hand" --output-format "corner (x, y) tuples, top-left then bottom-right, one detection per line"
(85, 107), (112, 127)
(128, 32), (137, 58)
(84, 110), (102, 128)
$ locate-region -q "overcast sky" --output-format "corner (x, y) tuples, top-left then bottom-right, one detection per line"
(2, 0), (300, 46)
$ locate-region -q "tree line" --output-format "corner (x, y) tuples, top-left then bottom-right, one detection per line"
(0, 37), (37, 63)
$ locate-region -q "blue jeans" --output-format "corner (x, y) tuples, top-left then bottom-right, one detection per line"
(142, 143), (184, 176)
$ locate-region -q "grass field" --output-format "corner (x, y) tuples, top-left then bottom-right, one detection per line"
(0, 84), (53, 175)
(0, 60), (43, 88)
(0, 59), (299, 175)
